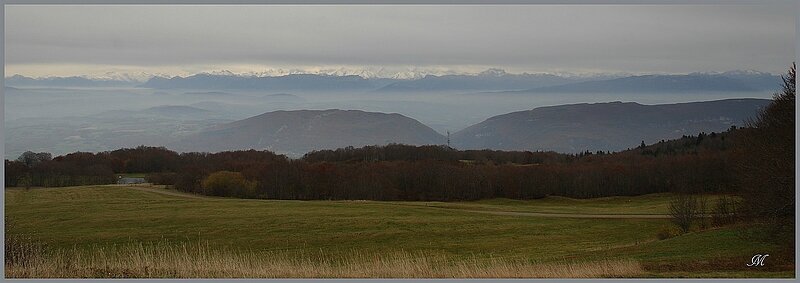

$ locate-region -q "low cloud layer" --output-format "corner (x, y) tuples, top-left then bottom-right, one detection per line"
(5, 5), (796, 77)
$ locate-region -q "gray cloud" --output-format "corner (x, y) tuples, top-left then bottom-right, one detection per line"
(5, 5), (796, 75)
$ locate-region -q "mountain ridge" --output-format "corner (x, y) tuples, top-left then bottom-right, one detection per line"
(492, 73), (780, 94)
(172, 109), (446, 156)
(6, 69), (780, 92)
(451, 98), (771, 153)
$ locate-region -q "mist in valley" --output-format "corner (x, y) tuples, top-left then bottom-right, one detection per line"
(4, 82), (775, 158)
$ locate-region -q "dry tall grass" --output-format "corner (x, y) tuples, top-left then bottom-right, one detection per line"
(5, 242), (642, 278)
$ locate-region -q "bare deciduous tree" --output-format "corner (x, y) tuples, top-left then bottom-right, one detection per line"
(711, 196), (739, 227)
(669, 194), (700, 234)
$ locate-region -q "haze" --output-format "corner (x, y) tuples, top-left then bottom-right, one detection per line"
(5, 5), (795, 77)
(3, 4), (796, 157)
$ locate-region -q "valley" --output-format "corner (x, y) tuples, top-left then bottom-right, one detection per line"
(5, 71), (775, 157)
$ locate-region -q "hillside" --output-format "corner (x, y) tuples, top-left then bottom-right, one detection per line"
(172, 109), (446, 155)
(452, 98), (770, 153)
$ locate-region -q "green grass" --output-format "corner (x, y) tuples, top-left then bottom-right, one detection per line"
(392, 194), (739, 215)
(4, 185), (792, 278)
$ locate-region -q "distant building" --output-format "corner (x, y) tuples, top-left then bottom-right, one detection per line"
(117, 177), (146, 184)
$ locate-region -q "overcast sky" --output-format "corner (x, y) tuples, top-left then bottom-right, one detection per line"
(4, 5), (796, 77)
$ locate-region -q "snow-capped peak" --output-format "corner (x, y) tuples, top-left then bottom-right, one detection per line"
(199, 70), (237, 77)
(478, 68), (508, 77)
(691, 69), (773, 77)
(720, 69), (773, 76)
(84, 71), (170, 82)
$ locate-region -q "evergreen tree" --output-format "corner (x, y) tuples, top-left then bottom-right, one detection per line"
(736, 63), (795, 247)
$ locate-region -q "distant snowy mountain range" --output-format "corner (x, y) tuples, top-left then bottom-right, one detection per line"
(5, 69), (781, 93)
(87, 71), (172, 82)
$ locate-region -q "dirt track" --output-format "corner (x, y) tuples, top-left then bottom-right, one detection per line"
(125, 185), (211, 200)
(420, 206), (671, 219)
(127, 185), (671, 219)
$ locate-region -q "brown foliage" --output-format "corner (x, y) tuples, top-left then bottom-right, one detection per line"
(202, 171), (258, 198)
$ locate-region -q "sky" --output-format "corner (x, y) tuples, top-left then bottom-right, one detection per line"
(4, 5), (797, 78)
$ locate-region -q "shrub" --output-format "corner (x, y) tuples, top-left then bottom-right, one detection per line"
(655, 226), (676, 240)
(697, 195), (709, 230)
(711, 196), (739, 227)
(175, 166), (204, 193)
(201, 171), (258, 198)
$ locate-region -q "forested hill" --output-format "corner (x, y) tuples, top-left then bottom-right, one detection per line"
(171, 109), (446, 156)
(451, 98), (769, 153)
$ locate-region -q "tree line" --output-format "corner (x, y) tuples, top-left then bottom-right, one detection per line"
(5, 128), (741, 200)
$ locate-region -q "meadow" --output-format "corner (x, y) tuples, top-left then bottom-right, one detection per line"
(4, 185), (793, 278)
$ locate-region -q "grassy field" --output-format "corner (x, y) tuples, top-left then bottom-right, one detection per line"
(399, 194), (736, 215)
(4, 185), (793, 278)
